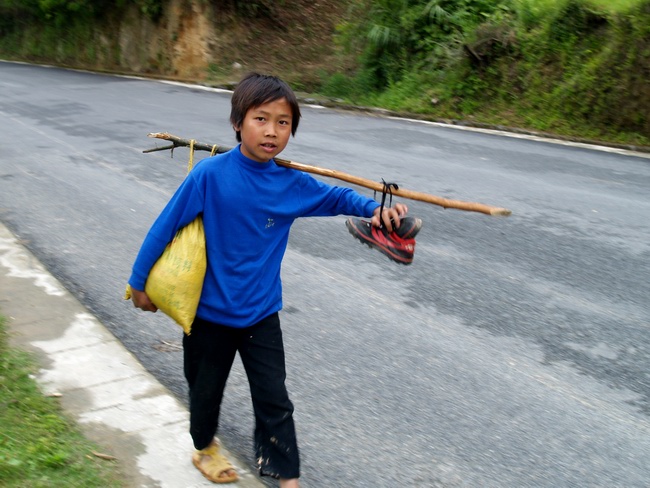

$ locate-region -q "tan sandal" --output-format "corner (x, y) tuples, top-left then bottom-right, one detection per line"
(192, 442), (239, 484)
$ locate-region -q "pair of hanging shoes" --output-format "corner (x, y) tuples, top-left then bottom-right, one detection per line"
(346, 215), (423, 265)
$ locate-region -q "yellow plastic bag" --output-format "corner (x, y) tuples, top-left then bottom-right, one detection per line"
(125, 217), (206, 334)
(125, 139), (211, 334)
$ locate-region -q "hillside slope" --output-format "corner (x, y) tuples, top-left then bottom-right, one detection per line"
(0, 0), (347, 89)
(0, 0), (648, 147)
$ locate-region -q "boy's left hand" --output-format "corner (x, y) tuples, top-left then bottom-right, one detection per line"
(371, 203), (408, 233)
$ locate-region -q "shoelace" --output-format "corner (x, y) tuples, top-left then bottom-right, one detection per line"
(374, 179), (399, 230)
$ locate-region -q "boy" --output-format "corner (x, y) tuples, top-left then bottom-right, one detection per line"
(128, 73), (410, 486)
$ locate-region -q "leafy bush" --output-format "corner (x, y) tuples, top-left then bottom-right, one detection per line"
(336, 0), (513, 89)
(329, 0), (649, 142)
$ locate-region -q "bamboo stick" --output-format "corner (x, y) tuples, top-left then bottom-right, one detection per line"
(145, 132), (512, 217)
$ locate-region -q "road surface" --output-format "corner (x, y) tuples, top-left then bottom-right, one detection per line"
(1, 60), (649, 487)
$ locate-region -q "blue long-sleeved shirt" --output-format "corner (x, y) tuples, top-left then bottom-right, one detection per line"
(129, 145), (380, 327)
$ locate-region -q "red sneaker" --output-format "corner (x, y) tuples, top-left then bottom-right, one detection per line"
(345, 217), (420, 265)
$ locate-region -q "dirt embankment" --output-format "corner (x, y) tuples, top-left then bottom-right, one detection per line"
(106, 0), (346, 87)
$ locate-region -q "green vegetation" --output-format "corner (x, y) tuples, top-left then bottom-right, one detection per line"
(0, 0), (111, 66)
(0, 0), (648, 147)
(324, 0), (650, 146)
(0, 315), (125, 487)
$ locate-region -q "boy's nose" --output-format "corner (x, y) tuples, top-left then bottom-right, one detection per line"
(265, 126), (276, 137)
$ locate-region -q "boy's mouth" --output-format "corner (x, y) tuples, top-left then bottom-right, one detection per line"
(261, 143), (277, 151)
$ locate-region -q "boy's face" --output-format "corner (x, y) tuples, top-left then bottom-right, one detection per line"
(236, 97), (293, 163)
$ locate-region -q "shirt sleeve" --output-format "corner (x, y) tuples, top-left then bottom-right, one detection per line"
(128, 172), (205, 290)
(298, 173), (380, 218)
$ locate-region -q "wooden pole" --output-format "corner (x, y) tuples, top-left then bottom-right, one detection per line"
(145, 132), (512, 217)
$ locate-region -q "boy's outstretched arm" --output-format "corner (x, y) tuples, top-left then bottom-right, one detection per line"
(130, 288), (158, 313)
(371, 202), (408, 233)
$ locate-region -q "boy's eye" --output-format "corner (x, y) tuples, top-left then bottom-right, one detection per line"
(255, 116), (266, 122)
(279, 120), (290, 125)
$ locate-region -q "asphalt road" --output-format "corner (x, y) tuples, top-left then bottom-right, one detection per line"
(1, 60), (649, 487)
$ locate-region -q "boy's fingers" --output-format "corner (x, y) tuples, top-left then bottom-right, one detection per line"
(130, 289), (158, 312)
(141, 300), (158, 312)
(372, 206), (408, 232)
(395, 203), (408, 216)
(371, 202), (410, 231)
(382, 209), (398, 232)
(384, 213), (395, 232)
(139, 303), (157, 313)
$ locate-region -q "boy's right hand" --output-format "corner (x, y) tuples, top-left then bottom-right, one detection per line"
(130, 288), (158, 313)
(371, 202), (408, 233)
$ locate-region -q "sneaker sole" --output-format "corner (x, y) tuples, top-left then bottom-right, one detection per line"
(346, 219), (414, 265)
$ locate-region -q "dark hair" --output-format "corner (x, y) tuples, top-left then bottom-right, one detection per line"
(230, 72), (301, 142)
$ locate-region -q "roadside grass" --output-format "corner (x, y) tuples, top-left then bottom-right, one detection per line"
(0, 314), (125, 487)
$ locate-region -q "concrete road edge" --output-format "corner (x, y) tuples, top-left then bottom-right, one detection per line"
(0, 221), (265, 488)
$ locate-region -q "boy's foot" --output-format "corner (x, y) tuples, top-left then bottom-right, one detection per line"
(345, 217), (420, 265)
(280, 478), (300, 488)
(192, 441), (239, 484)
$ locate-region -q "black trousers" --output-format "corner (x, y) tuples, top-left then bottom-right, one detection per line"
(183, 312), (300, 479)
